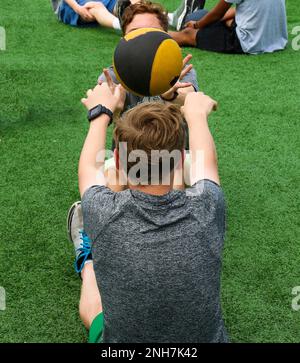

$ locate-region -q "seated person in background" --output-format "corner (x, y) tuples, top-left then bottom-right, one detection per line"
(50, 0), (139, 31)
(68, 79), (228, 343)
(169, 0), (288, 55)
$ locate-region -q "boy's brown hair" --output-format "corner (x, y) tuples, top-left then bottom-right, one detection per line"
(122, 1), (169, 34)
(113, 103), (186, 184)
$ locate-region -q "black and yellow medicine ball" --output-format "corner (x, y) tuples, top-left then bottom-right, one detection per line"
(113, 28), (182, 97)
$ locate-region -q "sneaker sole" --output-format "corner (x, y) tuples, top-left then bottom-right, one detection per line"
(177, 0), (196, 31)
(177, 0), (205, 30)
(66, 201), (81, 243)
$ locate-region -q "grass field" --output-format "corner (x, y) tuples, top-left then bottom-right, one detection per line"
(0, 0), (299, 343)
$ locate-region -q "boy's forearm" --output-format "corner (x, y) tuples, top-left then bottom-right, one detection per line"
(195, 1), (231, 29)
(78, 115), (110, 196)
(195, 13), (220, 29)
(187, 114), (219, 185)
(188, 114), (216, 159)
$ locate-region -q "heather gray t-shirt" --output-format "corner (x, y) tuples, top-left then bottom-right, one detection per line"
(82, 180), (228, 343)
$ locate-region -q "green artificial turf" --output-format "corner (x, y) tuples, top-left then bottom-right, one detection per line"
(0, 0), (299, 343)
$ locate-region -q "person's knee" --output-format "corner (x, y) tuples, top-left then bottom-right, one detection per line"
(92, 2), (105, 9)
(89, 2), (105, 14)
(185, 9), (208, 23)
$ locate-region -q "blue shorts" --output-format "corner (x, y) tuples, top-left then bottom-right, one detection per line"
(58, 0), (117, 26)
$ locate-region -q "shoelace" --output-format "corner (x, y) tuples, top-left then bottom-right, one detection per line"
(75, 230), (92, 274)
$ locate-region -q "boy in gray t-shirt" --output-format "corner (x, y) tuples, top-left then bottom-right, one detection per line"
(67, 1), (228, 343)
(67, 79), (228, 342)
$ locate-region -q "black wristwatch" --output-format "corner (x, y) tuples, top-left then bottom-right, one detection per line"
(88, 104), (113, 125)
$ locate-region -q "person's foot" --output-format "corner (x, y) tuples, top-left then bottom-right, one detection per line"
(115, 0), (131, 23)
(67, 201), (92, 274)
(172, 0), (205, 31)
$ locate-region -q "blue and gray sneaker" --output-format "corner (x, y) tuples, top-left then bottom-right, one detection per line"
(172, 0), (206, 31)
(67, 201), (92, 274)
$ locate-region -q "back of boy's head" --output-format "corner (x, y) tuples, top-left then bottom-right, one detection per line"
(113, 103), (186, 185)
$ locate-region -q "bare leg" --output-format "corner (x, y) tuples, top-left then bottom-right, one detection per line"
(169, 28), (198, 47)
(79, 262), (102, 330)
(88, 2), (119, 28)
(221, 7), (236, 27)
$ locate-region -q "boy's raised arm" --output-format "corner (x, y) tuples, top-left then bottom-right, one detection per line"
(78, 83), (122, 197)
(183, 92), (219, 186)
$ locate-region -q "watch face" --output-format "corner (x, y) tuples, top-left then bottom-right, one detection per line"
(89, 105), (112, 122)
(90, 106), (100, 118)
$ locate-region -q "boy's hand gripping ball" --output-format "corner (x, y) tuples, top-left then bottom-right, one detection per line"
(113, 28), (183, 97)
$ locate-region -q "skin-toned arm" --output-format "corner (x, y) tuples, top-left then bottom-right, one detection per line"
(79, 82), (122, 197)
(185, 0), (231, 29)
(183, 92), (219, 185)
